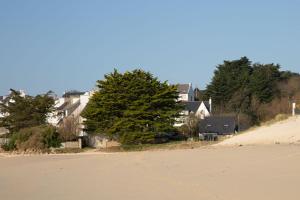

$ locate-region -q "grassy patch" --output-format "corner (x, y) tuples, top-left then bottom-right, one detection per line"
(53, 148), (85, 154)
(261, 114), (290, 126)
(99, 139), (221, 153)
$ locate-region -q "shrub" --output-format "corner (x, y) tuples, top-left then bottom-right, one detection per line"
(119, 131), (156, 145)
(1, 141), (15, 151)
(4, 125), (61, 151)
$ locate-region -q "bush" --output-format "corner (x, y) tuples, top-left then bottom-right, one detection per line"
(119, 131), (156, 145)
(1, 141), (15, 151)
(4, 125), (61, 151)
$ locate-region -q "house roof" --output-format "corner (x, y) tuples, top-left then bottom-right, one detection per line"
(64, 100), (81, 115)
(56, 102), (69, 111)
(57, 100), (81, 114)
(203, 101), (210, 112)
(199, 116), (237, 135)
(182, 101), (201, 113)
(177, 84), (190, 94)
(63, 90), (85, 98)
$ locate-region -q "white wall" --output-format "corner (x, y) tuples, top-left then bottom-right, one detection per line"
(196, 102), (211, 119)
(178, 83), (194, 102)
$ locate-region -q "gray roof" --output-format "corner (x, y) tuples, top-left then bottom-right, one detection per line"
(182, 101), (201, 113)
(63, 90), (85, 98)
(199, 116), (237, 135)
(203, 101), (210, 112)
(57, 100), (81, 115)
(177, 84), (190, 94)
(57, 102), (69, 111)
(64, 100), (81, 115)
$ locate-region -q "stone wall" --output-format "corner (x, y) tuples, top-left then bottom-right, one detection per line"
(87, 135), (120, 149)
(61, 140), (82, 149)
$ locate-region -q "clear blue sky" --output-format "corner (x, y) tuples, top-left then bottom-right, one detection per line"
(1, 0), (300, 95)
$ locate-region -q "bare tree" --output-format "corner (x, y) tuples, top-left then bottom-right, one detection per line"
(185, 113), (200, 138)
(58, 115), (80, 141)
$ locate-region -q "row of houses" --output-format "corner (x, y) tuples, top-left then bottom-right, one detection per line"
(0, 85), (238, 141)
(176, 83), (238, 135)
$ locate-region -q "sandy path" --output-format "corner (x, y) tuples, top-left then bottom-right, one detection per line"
(1, 145), (300, 200)
(218, 116), (300, 146)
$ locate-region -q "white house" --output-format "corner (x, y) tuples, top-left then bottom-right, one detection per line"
(174, 98), (212, 127)
(47, 90), (94, 137)
(177, 83), (194, 102)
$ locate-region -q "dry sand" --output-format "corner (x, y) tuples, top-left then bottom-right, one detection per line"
(1, 145), (300, 200)
(218, 116), (300, 146)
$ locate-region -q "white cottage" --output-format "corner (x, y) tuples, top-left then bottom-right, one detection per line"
(177, 83), (194, 102)
(47, 90), (94, 136)
(174, 98), (212, 127)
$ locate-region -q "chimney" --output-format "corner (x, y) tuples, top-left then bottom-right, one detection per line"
(209, 97), (212, 113)
(292, 102), (296, 116)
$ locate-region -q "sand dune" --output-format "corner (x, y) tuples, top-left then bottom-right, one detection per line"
(1, 116), (300, 200)
(1, 145), (300, 200)
(218, 116), (300, 146)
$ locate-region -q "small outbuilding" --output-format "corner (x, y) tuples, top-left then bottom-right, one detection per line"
(199, 116), (238, 135)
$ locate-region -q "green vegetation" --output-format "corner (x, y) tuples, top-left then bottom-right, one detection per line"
(1, 125), (61, 151)
(204, 57), (300, 125)
(82, 69), (183, 145)
(0, 89), (54, 133)
(0, 90), (60, 151)
(1, 59), (299, 151)
(100, 140), (220, 152)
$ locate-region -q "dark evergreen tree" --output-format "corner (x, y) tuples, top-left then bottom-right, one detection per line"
(82, 69), (182, 145)
(204, 57), (296, 125)
(194, 88), (203, 101)
(205, 57), (252, 113)
(249, 63), (281, 103)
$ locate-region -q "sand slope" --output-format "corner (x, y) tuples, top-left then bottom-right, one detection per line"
(1, 146), (300, 200)
(218, 116), (300, 146)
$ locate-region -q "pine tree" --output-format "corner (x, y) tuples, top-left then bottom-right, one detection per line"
(81, 69), (182, 145)
(204, 57), (292, 125)
(205, 57), (252, 113)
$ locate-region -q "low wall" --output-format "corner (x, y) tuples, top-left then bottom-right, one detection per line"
(61, 140), (82, 149)
(87, 135), (120, 149)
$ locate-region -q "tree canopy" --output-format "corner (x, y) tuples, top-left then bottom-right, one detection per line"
(0, 89), (54, 133)
(81, 69), (182, 145)
(204, 57), (299, 124)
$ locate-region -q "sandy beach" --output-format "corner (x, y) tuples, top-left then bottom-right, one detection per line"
(218, 116), (300, 146)
(1, 145), (300, 200)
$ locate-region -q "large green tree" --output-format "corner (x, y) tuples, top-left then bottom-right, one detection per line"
(82, 69), (182, 145)
(204, 57), (290, 124)
(249, 63), (281, 103)
(205, 57), (252, 113)
(0, 89), (54, 133)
